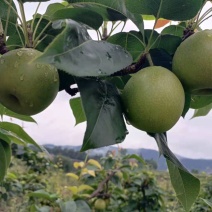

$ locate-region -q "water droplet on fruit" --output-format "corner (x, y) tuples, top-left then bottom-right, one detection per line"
(17, 51), (23, 56)
(27, 51), (34, 56)
(20, 75), (24, 81)
(0, 59), (5, 64)
(14, 61), (19, 68)
(54, 76), (58, 82)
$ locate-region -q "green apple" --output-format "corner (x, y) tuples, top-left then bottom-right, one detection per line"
(172, 30), (212, 95)
(122, 66), (185, 133)
(0, 48), (59, 115)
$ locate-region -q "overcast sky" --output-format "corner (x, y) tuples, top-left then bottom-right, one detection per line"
(11, 1), (212, 159)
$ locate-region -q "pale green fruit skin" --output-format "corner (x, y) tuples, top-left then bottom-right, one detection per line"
(122, 66), (185, 133)
(94, 199), (106, 210)
(0, 48), (59, 115)
(172, 30), (212, 95)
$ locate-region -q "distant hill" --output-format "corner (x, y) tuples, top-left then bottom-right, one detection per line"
(43, 144), (212, 173)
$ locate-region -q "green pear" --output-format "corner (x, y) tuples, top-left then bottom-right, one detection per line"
(172, 30), (212, 95)
(0, 48), (59, 115)
(122, 66), (185, 133)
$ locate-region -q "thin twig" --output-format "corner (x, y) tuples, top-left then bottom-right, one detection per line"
(88, 171), (116, 199)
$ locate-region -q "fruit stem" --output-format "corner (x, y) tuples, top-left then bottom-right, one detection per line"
(106, 21), (125, 39)
(4, 0), (12, 42)
(102, 21), (108, 40)
(18, 1), (30, 47)
(146, 53), (154, 66)
(33, 21), (52, 48)
(145, 0), (163, 51)
(31, 2), (42, 32)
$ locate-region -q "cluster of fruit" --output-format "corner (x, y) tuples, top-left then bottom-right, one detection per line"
(122, 30), (212, 133)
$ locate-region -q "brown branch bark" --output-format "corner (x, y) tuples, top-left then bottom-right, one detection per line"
(0, 34), (8, 55)
(111, 52), (147, 76)
(88, 171), (116, 199)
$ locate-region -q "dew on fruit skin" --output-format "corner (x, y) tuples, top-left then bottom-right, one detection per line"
(20, 75), (24, 81)
(16, 51), (23, 57)
(27, 51), (34, 57)
(14, 61), (19, 68)
(53, 76), (58, 82)
(0, 59), (5, 64)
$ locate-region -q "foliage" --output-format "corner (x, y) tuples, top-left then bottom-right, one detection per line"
(0, 0), (212, 211)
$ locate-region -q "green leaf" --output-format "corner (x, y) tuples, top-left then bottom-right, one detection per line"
(72, 4), (126, 21)
(51, 8), (103, 30)
(28, 190), (53, 201)
(144, 49), (173, 70)
(44, 3), (65, 20)
(201, 198), (212, 208)
(161, 25), (185, 37)
(58, 200), (77, 212)
(0, 141), (7, 182)
(69, 97), (86, 125)
(167, 160), (200, 211)
(0, 140), (11, 168)
(190, 95), (212, 109)
(76, 78), (127, 151)
(68, 0), (144, 34)
(35, 20), (133, 77)
(124, 154), (145, 164)
(191, 104), (212, 119)
(18, 0), (50, 3)
(0, 122), (42, 150)
(150, 133), (200, 211)
(108, 31), (145, 61)
(145, 30), (181, 55)
(0, 104), (36, 123)
(0, 0), (18, 36)
(126, 0), (203, 21)
(75, 200), (91, 211)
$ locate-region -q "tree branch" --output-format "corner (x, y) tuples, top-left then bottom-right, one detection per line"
(88, 170), (116, 199)
(111, 52), (147, 76)
(0, 34), (8, 54)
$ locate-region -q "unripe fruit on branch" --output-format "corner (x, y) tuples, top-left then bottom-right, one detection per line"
(122, 66), (185, 133)
(172, 30), (212, 95)
(0, 48), (59, 115)
(94, 199), (106, 210)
